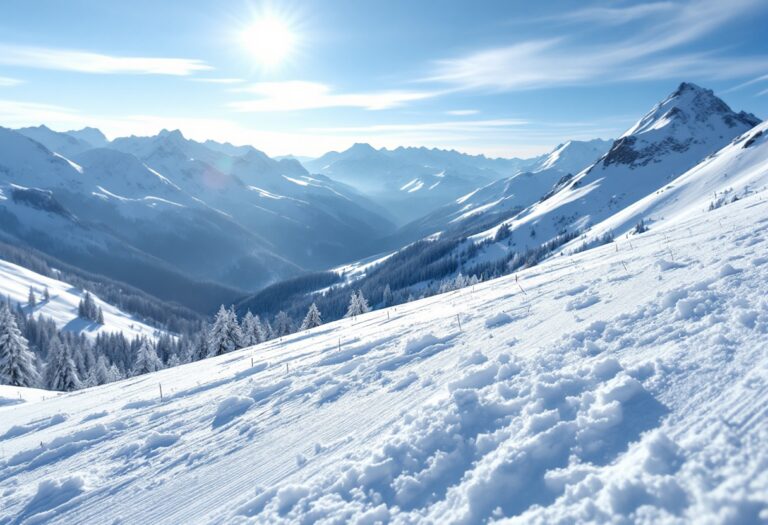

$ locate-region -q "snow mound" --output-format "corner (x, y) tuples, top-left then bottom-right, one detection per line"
(213, 395), (254, 428)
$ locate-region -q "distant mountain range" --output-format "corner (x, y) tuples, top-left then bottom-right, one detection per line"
(303, 144), (548, 223)
(2, 81), (761, 319)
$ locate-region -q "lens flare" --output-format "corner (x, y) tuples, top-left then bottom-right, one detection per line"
(241, 14), (296, 68)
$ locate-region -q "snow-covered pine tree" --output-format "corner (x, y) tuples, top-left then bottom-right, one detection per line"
(240, 311), (266, 346)
(166, 353), (181, 368)
(0, 305), (40, 387)
(78, 291), (99, 321)
(207, 305), (241, 357)
(356, 290), (371, 314)
(46, 338), (80, 392)
(43, 287), (50, 301)
(262, 319), (274, 341)
(345, 292), (360, 318)
(132, 338), (163, 376)
(97, 307), (105, 325)
(273, 311), (294, 337)
(300, 303), (322, 330)
(87, 355), (112, 386)
(28, 286), (36, 308)
(382, 284), (392, 307)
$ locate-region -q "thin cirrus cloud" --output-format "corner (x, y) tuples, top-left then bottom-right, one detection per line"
(0, 76), (23, 87)
(228, 81), (443, 112)
(0, 99), (80, 125)
(310, 119), (528, 134)
(190, 77), (245, 84)
(446, 109), (479, 116)
(0, 44), (211, 76)
(426, 0), (768, 92)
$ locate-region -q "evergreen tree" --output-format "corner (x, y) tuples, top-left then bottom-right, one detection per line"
(240, 311), (265, 347)
(97, 307), (105, 325)
(273, 311), (294, 337)
(262, 319), (274, 341)
(0, 305), (40, 387)
(132, 339), (163, 376)
(166, 353), (181, 368)
(78, 291), (99, 321)
(207, 305), (242, 357)
(87, 355), (112, 386)
(345, 292), (360, 318)
(46, 338), (80, 392)
(43, 287), (50, 301)
(300, 303), (322, 330)
(345, 290), (371, 317)
(28, 287), (36, 308)
(382, 284), (393, 307)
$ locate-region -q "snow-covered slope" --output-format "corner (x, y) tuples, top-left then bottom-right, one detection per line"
(2, 185), (767, 523)
(0, 385), (61, 408)
(583, 119), (768, 242)
(477, 83), (760, 250)
(0, 258), (164, 341)
(532, 138), (613, 174)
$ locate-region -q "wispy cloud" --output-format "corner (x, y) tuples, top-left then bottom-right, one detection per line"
(549, 2), (676, 26)
(723, 73), (768, 93)
(310, 119), (527, 134)
(428, 0), (767, 91)
(0, 44), (211, 76)
(190, 77), (245, 84)
(229, 81), (442, 111)
(0, 99), (79, 124)
(0, 76), (23, 87)
(446, 109), (479, 116)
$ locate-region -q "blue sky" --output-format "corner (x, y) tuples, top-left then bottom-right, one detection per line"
(1, 0), (767, 157)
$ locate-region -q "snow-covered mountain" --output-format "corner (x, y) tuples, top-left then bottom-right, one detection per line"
(304, 144), (543, 223)
(0, 258), (163, 341)
(393, 139), (612, 242)
(531, 138), (613, 173)
(66, 127), (109, 148)
(15, 125), (95, 158)
(2, 179), (766, 523)
(472, 82), (760, 254)
(0, 127), (396, 302)
(584, 118), (768, 243)
(108, 130), (396, 268)
(0, 127), (290, 306)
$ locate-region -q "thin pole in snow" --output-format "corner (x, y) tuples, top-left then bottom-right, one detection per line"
(286, 363), (289, 373)
(387, 311), (390, 320)
(622, 262), (629, 272)
(338, 338), (341, 352)
(456, 314), (462, 331)
(159, 383), (163, 401)
(518, 283), (527, 295)
(251, 356), (254, 367)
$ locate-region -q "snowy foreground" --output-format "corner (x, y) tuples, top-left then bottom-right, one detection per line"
(2, 193), (768, 524)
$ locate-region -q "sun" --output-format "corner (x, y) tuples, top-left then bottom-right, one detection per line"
(241, 14), (296, 68)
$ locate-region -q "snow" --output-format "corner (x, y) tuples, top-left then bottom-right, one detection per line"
(0, 258), (165, 341)
(1, 183), (768, 522)
(0, 385), (61, 408)
(282, 175), (309, 186)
